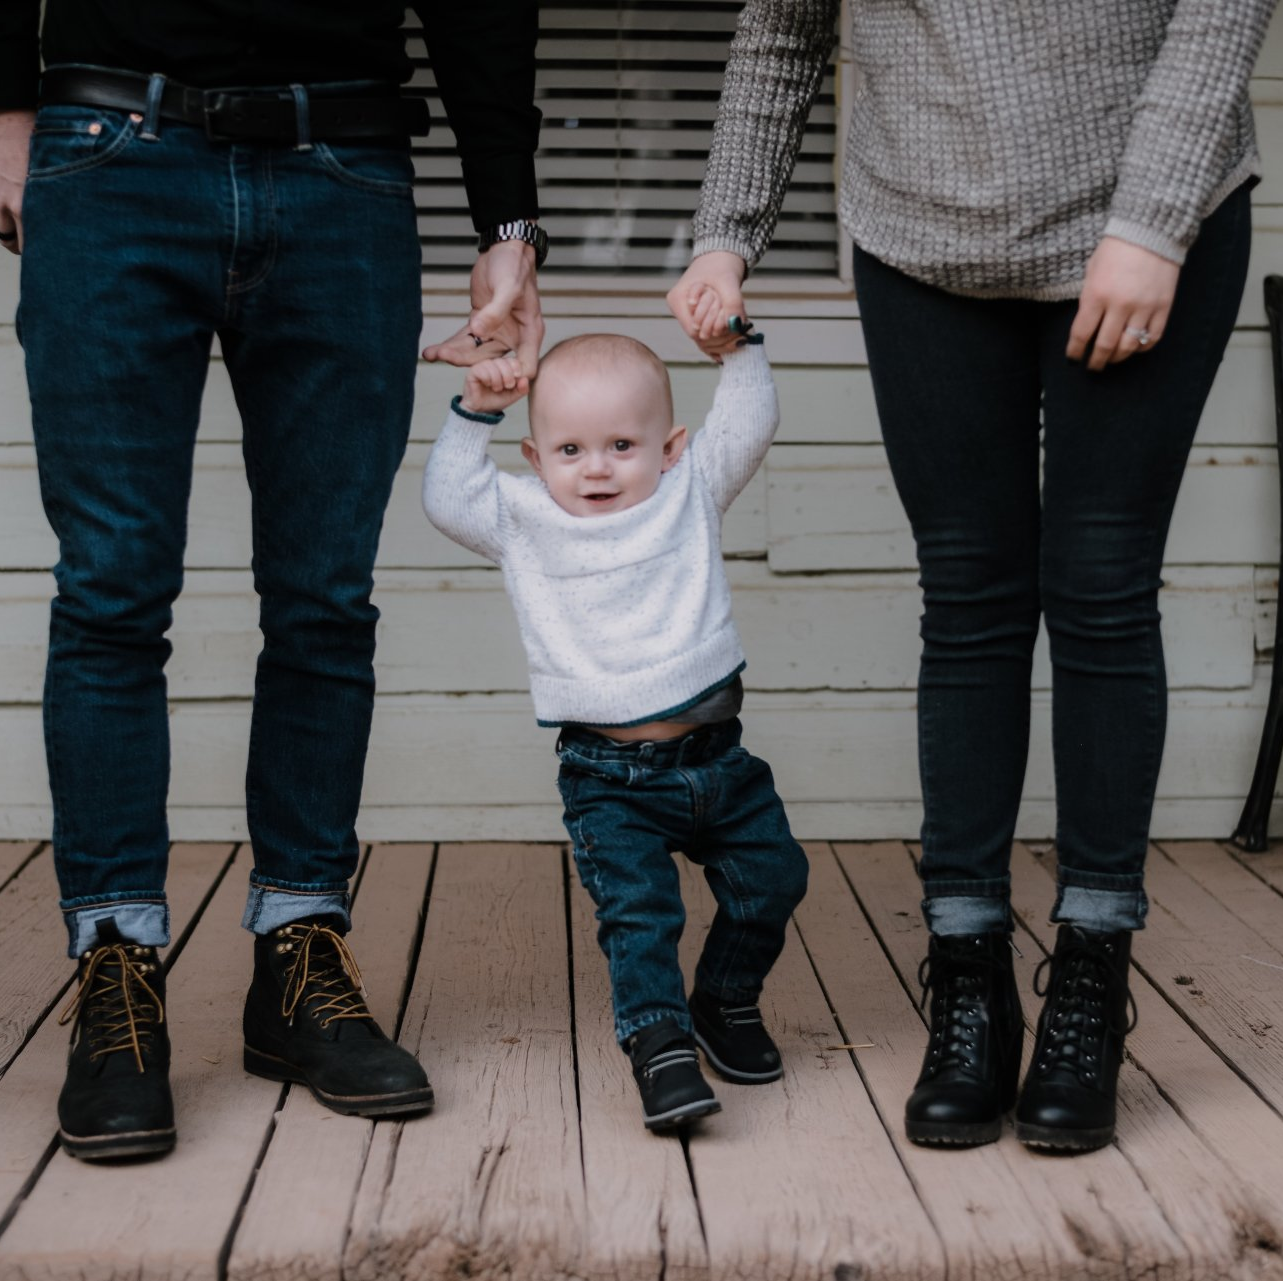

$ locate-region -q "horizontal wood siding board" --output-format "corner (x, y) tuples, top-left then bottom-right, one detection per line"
(2, 672), (1283, 842)
(0, 563), (1256, 702)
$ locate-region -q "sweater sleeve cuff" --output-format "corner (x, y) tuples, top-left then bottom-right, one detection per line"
(716, 337), (772, 388)
(690, 236), (760, 274)
(1100, 217), (1188, 268)
(449, 394), (505, 426)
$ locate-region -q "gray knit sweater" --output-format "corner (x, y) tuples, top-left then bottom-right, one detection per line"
(692, 0), (1275, 299)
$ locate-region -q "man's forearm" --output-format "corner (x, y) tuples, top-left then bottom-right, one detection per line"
(415, 0), (541, 230)
(0, 2), (41, 112)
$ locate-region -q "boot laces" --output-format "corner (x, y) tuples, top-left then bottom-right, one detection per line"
(917, 944), (1002, 1076)
(277, 922), (372, 1029)
(1032, 938), (1137, 1083)
(58, 943), (164, 1073)
(642, 1047), (700, 1079)
(719, 1004), (764, 1028)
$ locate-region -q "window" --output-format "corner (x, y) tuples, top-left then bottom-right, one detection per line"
(407, 2), (842, 279)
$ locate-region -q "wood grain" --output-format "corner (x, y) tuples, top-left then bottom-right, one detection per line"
(225, 844), (434, 1281)
(343, 844), (585, 1281)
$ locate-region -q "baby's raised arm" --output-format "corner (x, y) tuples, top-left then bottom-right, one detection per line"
(690, 336), (779, 513)
(422, 357), (528, 564)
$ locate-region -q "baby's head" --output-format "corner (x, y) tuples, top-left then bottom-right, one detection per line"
(522, 334), (686, 517)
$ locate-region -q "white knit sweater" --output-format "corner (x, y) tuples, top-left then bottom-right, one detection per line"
(423, 342), (778, 727)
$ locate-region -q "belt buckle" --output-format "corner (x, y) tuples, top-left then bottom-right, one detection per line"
(202, 91), (234, 142)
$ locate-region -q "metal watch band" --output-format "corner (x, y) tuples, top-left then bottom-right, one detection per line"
(478, 218), (548, 268)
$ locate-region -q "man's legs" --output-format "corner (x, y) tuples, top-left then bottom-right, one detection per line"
(216, 137), (431, 1114)
(20, 102), (225, 1156)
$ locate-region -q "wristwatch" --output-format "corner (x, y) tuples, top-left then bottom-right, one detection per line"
(478, 218), (548, 268)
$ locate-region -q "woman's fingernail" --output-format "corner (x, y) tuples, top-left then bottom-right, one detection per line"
(728, 315), (742, 333)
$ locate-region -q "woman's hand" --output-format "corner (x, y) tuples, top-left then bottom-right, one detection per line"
(460, 355), (529, 416)
(1067, 236), (1181, 371)
(667, 251), (749, 359)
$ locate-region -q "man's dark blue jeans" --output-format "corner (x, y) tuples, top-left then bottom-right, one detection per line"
(556, 720), (809, 1045)
(852, 185), (1253, 937)
(18, 79), (423, 956)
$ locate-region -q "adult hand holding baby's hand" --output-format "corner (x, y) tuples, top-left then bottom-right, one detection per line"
(460, 355), (530, 416)
(667, 251), (749, 361)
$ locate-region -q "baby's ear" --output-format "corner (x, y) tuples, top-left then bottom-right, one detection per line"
(660, 424), (688, 472)
(521, 437), (543, 475)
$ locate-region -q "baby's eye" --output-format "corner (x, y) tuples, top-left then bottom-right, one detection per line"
(612, 440), (632, 452)
(560, 443), (579, 457)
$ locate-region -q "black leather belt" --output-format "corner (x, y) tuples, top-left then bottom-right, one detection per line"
(39, 67), (430, 143)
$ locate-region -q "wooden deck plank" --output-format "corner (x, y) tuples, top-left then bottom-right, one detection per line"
(343, 843), (585, 1281)
(795, 842), (1076, 1281)
(568, 857), (707, 1281)
(0, 847), (281, 1281)
(677, 856), (943, 1281)
(1156, 840), (1283, 956)
(1112, 842), (1283, 1116)
(1230, 844), (1283, 895)
(225, 843), (435, 1281)
(0, 852), (65, 1078)
(837, 841), (1192, 1281)
(1009, 843), (1283, 1280)
(0, 844), (234, 1234)
(0, 844), (39, 892)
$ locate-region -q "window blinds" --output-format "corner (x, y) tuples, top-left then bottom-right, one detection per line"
(407, 2), (840, 276)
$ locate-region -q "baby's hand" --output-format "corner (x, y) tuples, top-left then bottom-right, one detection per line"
(460, 355), (530, 415)
(666, 251), (750, 360)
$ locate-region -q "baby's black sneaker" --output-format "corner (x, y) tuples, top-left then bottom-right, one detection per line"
(689, 987), (783, 1083)
(628, 1018), (721, 1131)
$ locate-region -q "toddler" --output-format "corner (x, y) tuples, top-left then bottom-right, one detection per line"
(423, 330), (808, 1131)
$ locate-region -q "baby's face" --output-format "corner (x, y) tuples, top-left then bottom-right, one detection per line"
(523, 365), (686, 518)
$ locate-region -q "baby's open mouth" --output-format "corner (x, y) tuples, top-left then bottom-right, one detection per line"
(585, 493), (618, 502)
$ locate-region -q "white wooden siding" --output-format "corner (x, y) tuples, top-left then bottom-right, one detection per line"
(0, 6), (1281, 841)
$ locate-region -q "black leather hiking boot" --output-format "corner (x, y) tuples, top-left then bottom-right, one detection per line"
(689, 987), (783, 1083)
(628, 1017), (721, 1132)
(1016, 925), (1135, 1152)
(243, 917), (433, 1117)
(905, 931), (1023, 1148)
(57, 920), (175, 1160)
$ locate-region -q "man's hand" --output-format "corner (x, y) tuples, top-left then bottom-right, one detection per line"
(666, 251), (749, 360)
(0, 109), (36, 256)
(425, 238), (545, 377)
(460, 354), (530, 416)
(1067, 236), (1181, 372)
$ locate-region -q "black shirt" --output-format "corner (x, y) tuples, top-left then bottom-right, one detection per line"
(0, 1), (540, 227)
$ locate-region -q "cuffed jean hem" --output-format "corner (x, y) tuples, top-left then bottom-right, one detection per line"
(241, 885), (351, 936)
(65, 900), (170, 957)
(922, 894), (1013, 936)
(1051, 883), (1148, 932)
(616, 1008), (694, 1048)
(692, 965), (763, 1007)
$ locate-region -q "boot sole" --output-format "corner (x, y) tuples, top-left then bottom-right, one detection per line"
(905, 1116), (1003, 1148)
(1016, 1120), (1114, 1152)
(244, 1046), (435, 1118)
(59, 1125), (176, 1161)
(643, 1096), (722, 1132)
(693, 1031), (784, 1084)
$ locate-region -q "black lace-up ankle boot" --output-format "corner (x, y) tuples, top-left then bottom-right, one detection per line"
(688, 987), (783, 1083)
(1016, 925), (1135, 1152)
(905, 931), (1023, 1147)
(57, 920), (175, 1160)
(243, 917), (433, 1117)
(628, 1017), (721, 1131)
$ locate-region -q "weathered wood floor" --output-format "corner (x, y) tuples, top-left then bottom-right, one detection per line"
(2, 839), (1283, 1280)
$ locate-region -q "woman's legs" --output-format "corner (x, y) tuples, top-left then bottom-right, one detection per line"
(853, 246), (1044, 934)
(1036, 186), (1252, 926)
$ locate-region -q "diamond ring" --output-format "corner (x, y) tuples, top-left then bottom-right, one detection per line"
(1124, 326), (1151, 346)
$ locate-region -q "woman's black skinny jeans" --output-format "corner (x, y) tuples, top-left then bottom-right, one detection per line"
(852, 186), (1252, 936)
